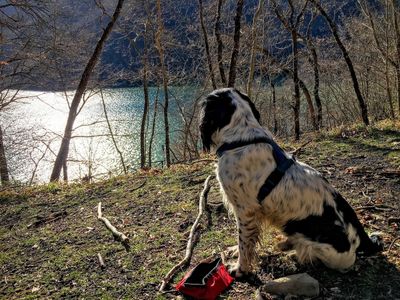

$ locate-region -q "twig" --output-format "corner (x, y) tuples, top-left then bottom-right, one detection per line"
(27, 211), (67, 228)
(97, 253), (105, 269)
(289, 140), (311, 156)
(97, 202), (130, 252)
(355, 204), (395, 212)
(387, 236), (400, 252)
(129, 180), (146, 192)
(159, 175), (213, 292)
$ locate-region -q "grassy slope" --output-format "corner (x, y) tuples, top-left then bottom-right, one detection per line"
(1, 120), (399, 300)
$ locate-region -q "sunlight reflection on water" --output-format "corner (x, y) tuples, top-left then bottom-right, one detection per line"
(3, 87), (192, 183)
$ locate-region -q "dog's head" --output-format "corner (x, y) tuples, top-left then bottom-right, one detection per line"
(199, 88), (260, 152)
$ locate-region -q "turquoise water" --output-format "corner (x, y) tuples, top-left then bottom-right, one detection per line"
(3, 87), (198, 183)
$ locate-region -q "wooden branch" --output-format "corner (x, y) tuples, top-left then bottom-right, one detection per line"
(355, 204), (395, 212)
(289, 140), (311, 156)
(97, 202), (130, 252)
(159, 175), (213, 292)
(97, 253), (105, 269)
(27, 211), (67, 228)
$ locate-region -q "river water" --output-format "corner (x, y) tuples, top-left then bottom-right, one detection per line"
(2, 87), (197, 183)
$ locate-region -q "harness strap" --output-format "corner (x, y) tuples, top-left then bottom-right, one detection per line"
(216, 136), (295, 203)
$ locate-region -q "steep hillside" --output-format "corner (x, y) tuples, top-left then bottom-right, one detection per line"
(1, 121), (399, 299)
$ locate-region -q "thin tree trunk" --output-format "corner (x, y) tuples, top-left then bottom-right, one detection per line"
(392, 0), (400, 114)
(50, 0), (125, 181)
(140, 22), (150, 169)
(298, 78), (317, 130)
(62, 160), (68, 182)
(310, 0), (369, 125)
(148, 88), (159, 168)
(100, 90), (127, 174)
(307, 37), (322, 128)
(215, 0), (227, 86)
(291, 29), (301, 140)
(386, 0), (395, 118)
(0, 126), (9, 184)
(247, 0), (264, 97)
(271, 82), (277, 135)
(228, 0), (244, 87)
(199, 0), (216, 89)
(155, 0), (171, 167)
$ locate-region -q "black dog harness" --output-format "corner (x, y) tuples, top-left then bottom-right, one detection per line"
(216, 137), (295, 203)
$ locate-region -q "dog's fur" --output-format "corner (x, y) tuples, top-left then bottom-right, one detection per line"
(199, 88), (382, 277)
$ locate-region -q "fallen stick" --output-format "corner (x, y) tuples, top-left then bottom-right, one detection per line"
(27, 211), (68, 228)
(97, 202), (130, 252)
(97, 253), (105, 269)
(159, 175), (213, 292)
(289, 140), (311, 156)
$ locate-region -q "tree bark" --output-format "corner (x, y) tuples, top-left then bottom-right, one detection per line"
(0, 126), (9, 184)
(310, 0), (369, 125)
(50, 0), (125, 181)
(199, 0), (216, 89)
(155, 0), (171, 167)
(215, 0), (227, 86)
(228, 0), (244, 87)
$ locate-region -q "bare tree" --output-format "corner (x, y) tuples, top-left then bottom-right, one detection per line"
(309, 0), (370, 126)
(155, 0), (171, 167)
(228, 0), (245, 87)
(247, 0), (264, 98)
(50, 0), (125, 181)
(215, 0), (227, 86)
(0, 126), (9, 184)
(199, 0), (217, 89)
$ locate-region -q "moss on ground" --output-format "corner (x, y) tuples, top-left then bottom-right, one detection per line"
(0, 121), (399, 299)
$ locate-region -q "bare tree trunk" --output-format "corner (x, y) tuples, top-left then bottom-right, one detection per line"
(247, 0), (264, 97)
(100, 90), (127, 174)
(310, 0), (369, 125)
(359, 0), (395, 118)
(148, 88), (159, 168)
(271, 82), (277, 135)
(392, 0), (400, 114)
(306, 34), (322, 128)
(199, 0), (216, 89)
(140, 21), (150, 169)
(215, 0), (227, 86)
(298, 78), (317, 130)
(0, 126), (9, 184)
(228, 0), (244, 87)
(62, 160), (68, 182)
(155, 0), (171, 167)
(50, 0), (125, 181)
(292, 29), (301, 140)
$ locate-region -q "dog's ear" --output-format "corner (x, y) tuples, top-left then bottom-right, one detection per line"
(199, 93), (236, 152)
(235, 90), (261, 123)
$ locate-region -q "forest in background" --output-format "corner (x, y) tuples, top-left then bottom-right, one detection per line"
(1, 0), (400, 184)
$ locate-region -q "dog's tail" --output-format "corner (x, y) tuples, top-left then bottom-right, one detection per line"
(333, 192), (383, 256)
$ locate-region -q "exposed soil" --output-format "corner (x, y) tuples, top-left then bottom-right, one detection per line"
(1, 121), (399, 299)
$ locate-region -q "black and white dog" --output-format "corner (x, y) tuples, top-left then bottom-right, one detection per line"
(199, 88), (382, 277)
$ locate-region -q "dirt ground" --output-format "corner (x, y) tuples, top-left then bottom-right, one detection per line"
(1, 121), (399, 299)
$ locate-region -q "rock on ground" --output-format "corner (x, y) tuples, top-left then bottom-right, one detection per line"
(261, 273), (319, 297)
